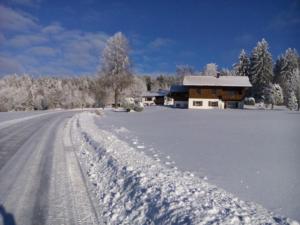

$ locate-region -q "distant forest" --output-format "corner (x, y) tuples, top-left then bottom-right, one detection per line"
(0, 34), (299, 112)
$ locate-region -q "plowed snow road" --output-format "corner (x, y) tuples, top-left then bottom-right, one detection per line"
(0, 111), (99, 225)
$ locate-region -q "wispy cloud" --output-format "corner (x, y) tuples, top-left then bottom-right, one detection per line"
(5, 0), (42, 7)
(27, 46), (60, 57)
(269, 0), (300, 30)
(234, 33), (254, 45)
(7, 34), (48, 48)
(0, 5), (39, 32)
(0, 55), (24, 74)
(0, 5), (109, 75)
(148, 37), (175, 49)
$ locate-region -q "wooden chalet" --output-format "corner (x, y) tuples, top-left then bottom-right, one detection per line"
(170, 75), (252, 109)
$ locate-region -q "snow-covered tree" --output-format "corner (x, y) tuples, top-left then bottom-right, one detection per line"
(0, 75), (97, 111)
(274, 48), (300, 110)
(287, 90), (298, 110)
(249, 39), (273, 100)
(99, 32), (133, 107)
(125, 76), (147, 98)
(263, 83), (283, 109)
(234, 49), (250, 76)
(176, 65), (195, 82)
(203, 63), (218, 76)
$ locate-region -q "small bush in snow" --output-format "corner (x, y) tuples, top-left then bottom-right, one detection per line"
(121, 99), (144, 112)
(134, 105), (144, 112)
(244, 97), (255, 105)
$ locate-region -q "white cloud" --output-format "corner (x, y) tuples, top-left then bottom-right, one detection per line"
(0, 33), (6, 44)
(8, 0), (42, 7)
(148, 37), (174, 49)
(235, 34), (254, 45)
(0, 5), (113, 75)
(27, 46), (59, 57)
(42, 23), (64, 34)
(0, 55), (24, 74)
(269, 0), (300, 30)
(0, 5), (38, 32)
(7, 34), (48, 48)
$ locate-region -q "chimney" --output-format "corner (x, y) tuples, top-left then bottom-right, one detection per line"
(216, 72), (220, 78)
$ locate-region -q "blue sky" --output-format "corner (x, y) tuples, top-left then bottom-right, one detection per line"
(0, 0), (299, 76)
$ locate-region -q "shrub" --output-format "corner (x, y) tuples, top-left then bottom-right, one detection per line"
(244, 97), (255, 105)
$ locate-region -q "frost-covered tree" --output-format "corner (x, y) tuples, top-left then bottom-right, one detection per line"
(0, 75), (97, 111)
(274, 48), (300, 110)
(176, 65), (195, 82)
(125, 76), (147, 98)
(287, 91), (298, 110)
(263, 83), (283, 109)
(176, 65), (194, 76)
(234, 49), (250, 76)
(272, 48), (300, 110)
(203, 63), (218, 76)
(249, 39), (273, 100)
(99, 32), (133, 107)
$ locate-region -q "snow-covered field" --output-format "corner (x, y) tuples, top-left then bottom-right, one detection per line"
(68, 109), (299, 224)
(90, 106), (300, 222)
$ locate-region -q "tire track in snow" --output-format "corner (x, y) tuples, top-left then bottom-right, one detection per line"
(0, 115), (54, 170)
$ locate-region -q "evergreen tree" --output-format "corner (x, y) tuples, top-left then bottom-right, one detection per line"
(249, 39), (273, 100)
(234, 49), (250, 76)
(274, 48), (300, 110)
(263, 83), (283, 109)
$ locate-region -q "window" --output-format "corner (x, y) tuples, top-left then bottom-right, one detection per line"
(193, 101), (203, 106)
(146, 97), (152, 101)
(208, 101), (218, 107)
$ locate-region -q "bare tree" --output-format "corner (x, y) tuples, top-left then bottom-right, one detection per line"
(99, 32), (133, 107)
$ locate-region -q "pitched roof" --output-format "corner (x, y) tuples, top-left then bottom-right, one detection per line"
(183, 75), (252, 87)
(142, 91), (167, 97)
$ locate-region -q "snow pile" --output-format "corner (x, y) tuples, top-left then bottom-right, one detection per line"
(70, 112), (298, 225)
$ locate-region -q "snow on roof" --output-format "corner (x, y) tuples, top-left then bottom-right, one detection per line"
(142, 91), (166, 97)
(183, 75), (252, 87)
(170, 85), (188, 93)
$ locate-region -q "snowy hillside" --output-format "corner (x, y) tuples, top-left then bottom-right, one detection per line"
(68, 111), (299, 225)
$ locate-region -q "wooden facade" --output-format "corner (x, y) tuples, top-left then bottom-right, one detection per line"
(188, 86), (246, 101)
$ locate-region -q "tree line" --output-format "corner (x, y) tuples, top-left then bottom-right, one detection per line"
(0, 33), (299, 111)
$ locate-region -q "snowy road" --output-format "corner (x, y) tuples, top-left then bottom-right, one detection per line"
(0, 111), (98, 225)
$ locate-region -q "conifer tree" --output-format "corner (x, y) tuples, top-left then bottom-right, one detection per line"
(234, 49), (250, 76)
(274, 48), (300, 110)
(249, 39), (273, 100)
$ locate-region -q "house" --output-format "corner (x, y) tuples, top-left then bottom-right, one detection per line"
(141, 90), (173, 106)
(169, 85), (189, 108)
(170, 75), (252, 109)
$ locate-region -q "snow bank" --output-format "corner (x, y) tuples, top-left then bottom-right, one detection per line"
(69, 112), (298, 225)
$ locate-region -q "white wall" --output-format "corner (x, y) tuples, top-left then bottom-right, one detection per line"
(142, 97), (155, 106)
(188, 98), (224, 109)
